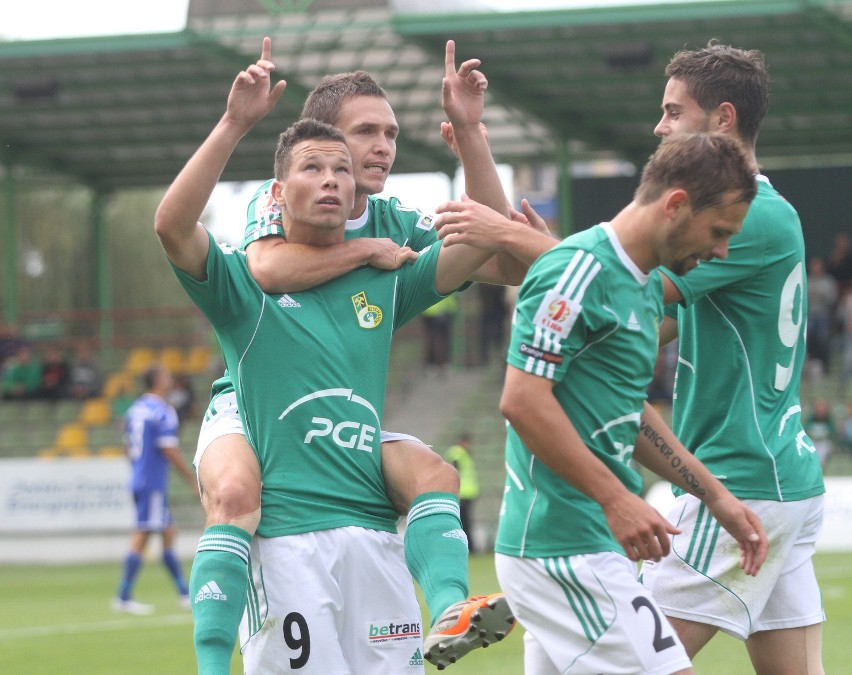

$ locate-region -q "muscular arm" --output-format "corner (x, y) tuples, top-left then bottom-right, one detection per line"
(247, 236), (417, 293)
(438, 201), (557, 285)
(432, 40), (510, 293)
(155, 39), (286, 280)
(635, 402), (767, 575)
(499, 365), (680, 562)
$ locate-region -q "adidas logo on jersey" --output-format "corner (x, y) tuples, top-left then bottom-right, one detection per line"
(626, 310), (641, 331)
(195, 581), (227, 603)
(409, 648), (424, 666)
(277, 294), (301, 308)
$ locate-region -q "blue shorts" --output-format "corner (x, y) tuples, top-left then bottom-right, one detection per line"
(132, 488), (173, 531)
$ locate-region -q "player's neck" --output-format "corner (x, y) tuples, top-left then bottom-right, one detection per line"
(286, 222), (345, 247)
(608, 202), (658, 273)
(349, 193), (369, 220)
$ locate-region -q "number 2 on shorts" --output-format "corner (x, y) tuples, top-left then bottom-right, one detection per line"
(632, 596), (676, 652)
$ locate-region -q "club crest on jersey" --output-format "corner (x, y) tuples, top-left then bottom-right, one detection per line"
(533, 289), (581, 337)
(417, 214), (435, 231)
(352, 291), (383, 329)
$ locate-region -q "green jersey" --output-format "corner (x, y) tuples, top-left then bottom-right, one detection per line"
(495, 224), (663, 559)
(205, 183), (440, 410)
(175, 231), (446, 538)
(663, 176), (824, 501)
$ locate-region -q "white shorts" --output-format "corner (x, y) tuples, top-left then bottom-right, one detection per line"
(495, 551), (691, 675)
(194, 391), (427, 470)
(641, 493), (825, 639)
(240, 526), (424, 674)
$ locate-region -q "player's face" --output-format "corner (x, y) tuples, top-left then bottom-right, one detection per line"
(334, 95), (399, 200)
(279, 139), (355, 233)
(654, 78), (713, 138)
(661, 193), (748, 275)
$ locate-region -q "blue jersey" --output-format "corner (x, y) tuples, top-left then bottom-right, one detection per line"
(124, 393), (180, 492)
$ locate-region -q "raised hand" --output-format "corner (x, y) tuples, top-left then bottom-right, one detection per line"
(441, 39), (487, 131)
(225, 37), (288, 130)
(440, 120), (490, 160)
(514, 199), (554, 237)
(435, 195), (511, 251)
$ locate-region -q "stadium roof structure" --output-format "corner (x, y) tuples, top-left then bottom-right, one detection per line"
(1, 0), (851, 194)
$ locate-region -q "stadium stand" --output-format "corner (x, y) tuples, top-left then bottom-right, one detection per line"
(6, 344), (214, 460)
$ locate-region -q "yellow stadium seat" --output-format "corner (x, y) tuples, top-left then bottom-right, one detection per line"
(103, 372), (133, 399)
(80, 398), (112, 426)
(183, 345), (212, 375)
(97, 446), (125, 458)
(124, 347), (157, 376)
(54, 423), (88, 449)
(159, 347), (185, 374)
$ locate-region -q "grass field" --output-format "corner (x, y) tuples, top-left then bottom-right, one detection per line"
(0, 551), (849, 674)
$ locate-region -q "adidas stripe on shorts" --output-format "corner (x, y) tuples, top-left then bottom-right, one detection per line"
(240, 526), (425, 674)
(641, 493), (825, 639)
(496, 551), (691, 675)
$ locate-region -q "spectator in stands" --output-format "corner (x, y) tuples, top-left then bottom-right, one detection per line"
(443, 433), (480, 552)
(827, 232), (852, 298)
(804, 396), (837, 469)
(476, 282), (508, 365)
(806, 256), (837, 379)
(1, 344), (43, 400)
(0, 322), (24, 370)
(165, 373), (196, 423)
(39, 345), (70, 400)
(838, 288), (852, 397)
(421, 295), (458, 375)
(841, 401), (852, 455)
(67, 341), (102, 399)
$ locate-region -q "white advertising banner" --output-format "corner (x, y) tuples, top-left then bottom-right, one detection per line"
(0, 457), (134, 533)
(645, 477), (852, 552)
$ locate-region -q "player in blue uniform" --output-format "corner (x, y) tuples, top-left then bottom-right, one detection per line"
(112, 364), (197, 615)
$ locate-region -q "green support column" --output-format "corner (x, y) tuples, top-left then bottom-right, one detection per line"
(3, 159), (18, 326)
(557, 141), (574, 238)
(92, 191), (113, 357)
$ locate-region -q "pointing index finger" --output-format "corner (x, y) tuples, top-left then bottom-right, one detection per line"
(444, 39), (456, 78)
(261, 36), (273, 62)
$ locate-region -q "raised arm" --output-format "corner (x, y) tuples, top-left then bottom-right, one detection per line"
(438, 41), (555, 285)
(634, 402), (767, 575)
(154, 38), (286, 280)
(429, 40), (507, 291)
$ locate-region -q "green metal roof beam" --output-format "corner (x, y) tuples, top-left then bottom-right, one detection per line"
(392, 0), (832, 35)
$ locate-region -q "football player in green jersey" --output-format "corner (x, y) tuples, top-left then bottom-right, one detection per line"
(494, 132), (767, 675)
(159, 39), (526, 674)
(640, 43), (827, 675)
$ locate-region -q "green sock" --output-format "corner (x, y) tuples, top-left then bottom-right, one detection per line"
(404, 492), (469, 626)
(190, 524), (252, 675)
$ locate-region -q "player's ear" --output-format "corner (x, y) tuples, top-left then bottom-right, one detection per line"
(270, 179), (286, 207)
(716, 102), (737, 134)
(663, 188), (690, 219)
